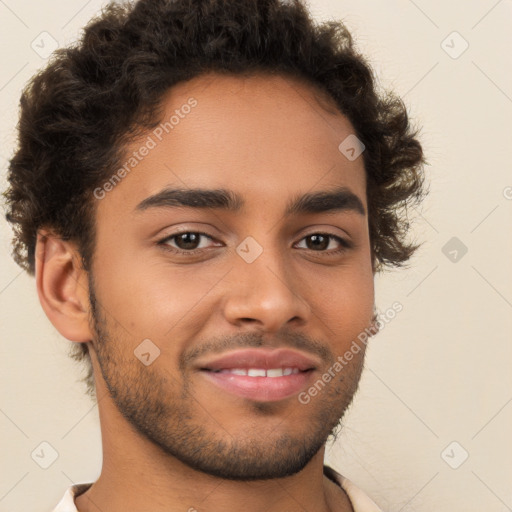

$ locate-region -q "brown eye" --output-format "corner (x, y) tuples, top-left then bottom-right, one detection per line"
(305, 234), (329, 251)
(173, 232), (202, 250)
(159, 231), (217, 253)
(296, 233), (351, 253)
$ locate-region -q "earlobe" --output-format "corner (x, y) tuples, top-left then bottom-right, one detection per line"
(35, 230), (93, 343)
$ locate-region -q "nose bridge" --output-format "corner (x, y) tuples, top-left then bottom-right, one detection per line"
(223, 233), (309, 330)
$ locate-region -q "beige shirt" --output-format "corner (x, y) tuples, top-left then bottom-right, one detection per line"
(52, 465), (383, 511)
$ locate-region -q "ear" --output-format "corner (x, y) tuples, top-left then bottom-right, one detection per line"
(35, 229), (93, 343)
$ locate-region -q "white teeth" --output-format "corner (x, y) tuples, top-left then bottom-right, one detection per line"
(216, 367), (301, 377)
(247, 368), (266, 377)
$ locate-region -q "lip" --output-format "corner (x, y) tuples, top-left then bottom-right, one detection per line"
(196, 348), (321, 402)
(200, 370), (315, 402)
(196, 348), (321, 372)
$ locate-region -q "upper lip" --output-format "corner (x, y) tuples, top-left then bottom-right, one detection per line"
(197, 348), (321, 372)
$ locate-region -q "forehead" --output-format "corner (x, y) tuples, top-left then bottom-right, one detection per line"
(96, 72), (367, 218)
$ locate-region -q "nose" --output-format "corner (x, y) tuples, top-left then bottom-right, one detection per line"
(222, 244), (311, 333)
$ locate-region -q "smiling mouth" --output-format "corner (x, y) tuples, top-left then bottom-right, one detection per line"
(194, 348), (320, 401)
(204, 367), (308, 377)
(199, 367), (315, 402)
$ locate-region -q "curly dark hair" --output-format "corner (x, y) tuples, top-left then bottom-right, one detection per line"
(3, 0), (427, 399)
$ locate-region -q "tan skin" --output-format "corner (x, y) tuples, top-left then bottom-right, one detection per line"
(36, 72), (375, 512)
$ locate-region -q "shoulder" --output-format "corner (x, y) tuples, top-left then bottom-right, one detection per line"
(51, 483), (93, 512)
(323, 465), (384, 512)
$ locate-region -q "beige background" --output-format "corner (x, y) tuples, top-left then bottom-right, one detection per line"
(1, 1), (511, 511)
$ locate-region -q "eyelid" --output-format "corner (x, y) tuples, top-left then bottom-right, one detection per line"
(157, 229), (353, 255)
(158, 230), (220, 251)
(294, 233), (352, 250)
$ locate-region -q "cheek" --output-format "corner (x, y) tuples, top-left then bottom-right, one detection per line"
(325, 288), (373, 338)
(93, 243), (223, 340)
(306, 262), (374, 348)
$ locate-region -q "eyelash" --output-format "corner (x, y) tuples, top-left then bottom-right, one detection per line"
(157, 231), (353, 256)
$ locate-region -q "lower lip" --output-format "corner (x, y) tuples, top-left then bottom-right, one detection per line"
(200, 370), (314, 402)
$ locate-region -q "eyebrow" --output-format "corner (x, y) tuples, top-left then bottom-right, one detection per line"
(135, 186), (366, 216)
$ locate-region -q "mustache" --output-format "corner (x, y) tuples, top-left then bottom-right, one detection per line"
(179, 330), (333, 371)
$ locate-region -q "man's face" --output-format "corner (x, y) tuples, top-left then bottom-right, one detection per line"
(87, 72), (374, 480)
